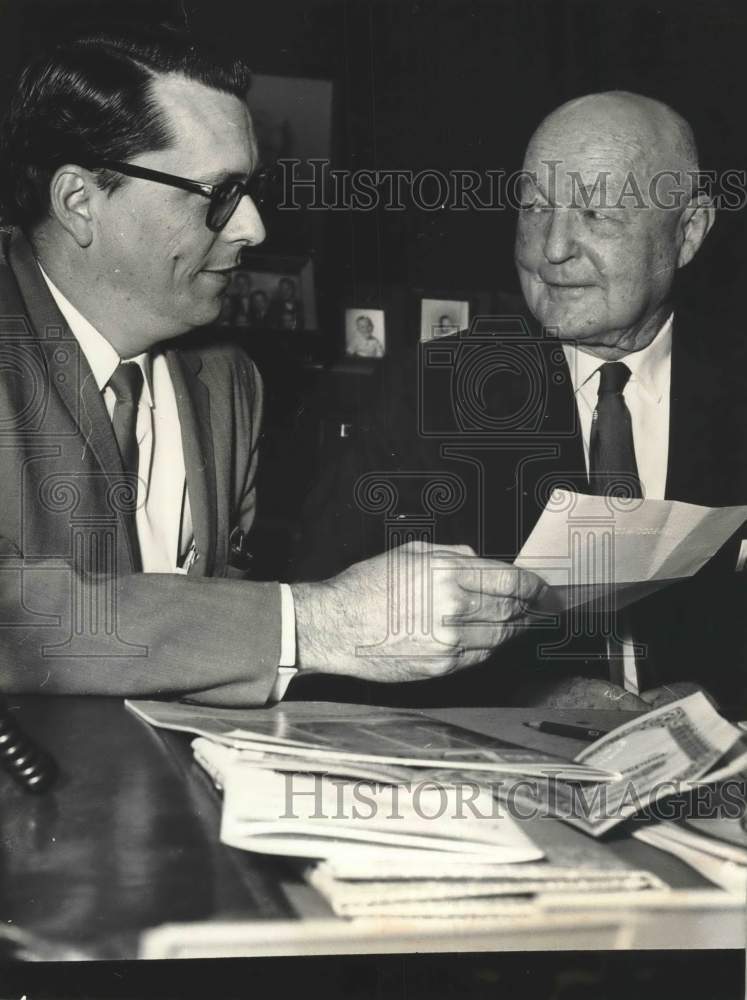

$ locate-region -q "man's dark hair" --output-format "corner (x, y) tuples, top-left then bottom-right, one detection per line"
(0, 25), (253, 231)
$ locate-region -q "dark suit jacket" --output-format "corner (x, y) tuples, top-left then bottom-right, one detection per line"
(0, 228), (283, 705)
(292, 303), (747, 711)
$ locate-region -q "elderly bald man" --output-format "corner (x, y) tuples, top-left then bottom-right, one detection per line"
(510, 91), (734, 708)
(511, 92), (743, 710)
(291, 91), (747, 713)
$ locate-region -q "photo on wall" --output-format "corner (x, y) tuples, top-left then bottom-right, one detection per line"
(344, 308), (386, 358)
(220, 255), (318, 331)
(419, 298), (470, 342)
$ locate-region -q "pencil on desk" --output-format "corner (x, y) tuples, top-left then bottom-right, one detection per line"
(524, 721), (611, 741)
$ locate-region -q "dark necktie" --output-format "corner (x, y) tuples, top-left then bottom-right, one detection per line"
(589, 362), (642, 499)
(107, 362), (143, 570)
(108, 362), (143, 478)
(588, 361), (648, 689)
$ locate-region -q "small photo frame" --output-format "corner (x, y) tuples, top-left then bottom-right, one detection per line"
(420, 298), (470, 342)
(344, 308), (386, 359)
(222, 254), (317, 331)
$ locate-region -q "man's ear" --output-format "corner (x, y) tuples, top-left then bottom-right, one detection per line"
(48, 165), (97, 248)
(676, 196), (716, 269)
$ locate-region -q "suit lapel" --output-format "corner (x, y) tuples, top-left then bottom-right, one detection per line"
(516, 343), (588, 540)
(6, 230), (141, 568)
(166, 349), (218, 576)
(8, 230), (124, 472)
(665, 310), (730, 505)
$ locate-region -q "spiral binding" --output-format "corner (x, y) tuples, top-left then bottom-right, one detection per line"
(0, 700), (58, 793)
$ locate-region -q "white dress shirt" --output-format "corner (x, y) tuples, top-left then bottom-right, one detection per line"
(562, 315), (673, 499)
(40, 268), (296, 693)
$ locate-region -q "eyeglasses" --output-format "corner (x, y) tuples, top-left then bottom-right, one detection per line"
(89, 159), (279, 232)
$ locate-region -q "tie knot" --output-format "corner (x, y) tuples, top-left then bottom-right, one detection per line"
(108, 362), (143, 404)
(597, 361), (632, 396)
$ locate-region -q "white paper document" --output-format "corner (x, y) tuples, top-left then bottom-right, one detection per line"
(514, 489), (747, 610)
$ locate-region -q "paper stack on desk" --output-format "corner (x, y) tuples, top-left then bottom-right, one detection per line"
(214, 755), (544, 863)
(192, 736), (666, 918)
(126, 696), (745, 917)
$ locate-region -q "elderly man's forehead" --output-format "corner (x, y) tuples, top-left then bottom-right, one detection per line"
(523, 136), (694, 210)
(524, 95), (696, 184)
(526, 130), (661, 184)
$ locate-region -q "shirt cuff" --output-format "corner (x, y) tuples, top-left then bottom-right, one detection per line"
(268, 583), (297, 702)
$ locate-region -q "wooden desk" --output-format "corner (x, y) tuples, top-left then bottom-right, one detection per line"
(0, 697), (743, 960)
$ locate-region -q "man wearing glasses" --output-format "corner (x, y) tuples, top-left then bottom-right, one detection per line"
(0, 25), (545, 705)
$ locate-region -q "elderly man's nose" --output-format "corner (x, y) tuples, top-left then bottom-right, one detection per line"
(543, 209), (577, 263)
(224, 195), (266, 247)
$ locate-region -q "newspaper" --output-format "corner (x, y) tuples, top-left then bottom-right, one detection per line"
(515, 489), (747, 611)
(126, 700), (618, 781)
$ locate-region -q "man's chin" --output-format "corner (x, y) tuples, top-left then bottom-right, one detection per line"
(530, 308), (584, 343)
(189, 296), (224, 329)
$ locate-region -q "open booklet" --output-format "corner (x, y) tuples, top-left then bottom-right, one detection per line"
(506, 692), (747, 837)
(125, 699), (619, 782)
(514, 489), (747, 612)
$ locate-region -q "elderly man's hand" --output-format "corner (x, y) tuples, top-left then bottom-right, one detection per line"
(514, 676), (650, 711)
(291, 541), (546, 684)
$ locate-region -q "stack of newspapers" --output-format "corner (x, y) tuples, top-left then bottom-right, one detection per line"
(126, 693), (747, 918)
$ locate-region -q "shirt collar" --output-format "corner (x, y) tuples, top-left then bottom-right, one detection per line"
(38, 265), (154, 407)
(562, 313), (673, 405)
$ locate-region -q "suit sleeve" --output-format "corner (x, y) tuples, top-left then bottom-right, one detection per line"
(0, 558), (282, 704)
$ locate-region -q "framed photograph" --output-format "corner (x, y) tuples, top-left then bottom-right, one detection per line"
(344, 308), (386, 359)
(419, 298), (470, 342)
(222, 254), (318, 331)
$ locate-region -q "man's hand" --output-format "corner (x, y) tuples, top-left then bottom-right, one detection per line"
(291, 541), (546, 684)
(514, 676), (650, 711)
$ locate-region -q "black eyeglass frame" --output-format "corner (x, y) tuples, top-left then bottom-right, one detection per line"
(87, 159), (276, 231)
